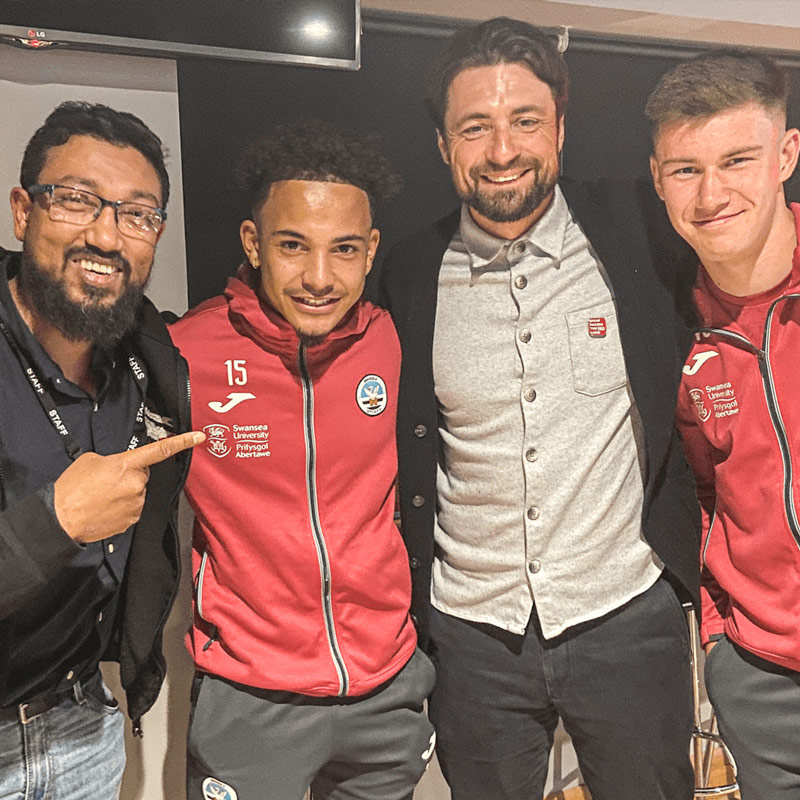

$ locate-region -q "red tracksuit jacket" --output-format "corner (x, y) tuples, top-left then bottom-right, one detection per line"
(677, 204), (800, 671)
(170, 274), (416, 696)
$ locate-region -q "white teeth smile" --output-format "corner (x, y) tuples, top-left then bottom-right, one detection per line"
(484, 172), (526, 184)
(79, 259), (116, 275)
(297, 298), (335, 307)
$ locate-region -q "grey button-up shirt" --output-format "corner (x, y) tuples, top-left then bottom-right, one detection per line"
(431, 187), (663, 638)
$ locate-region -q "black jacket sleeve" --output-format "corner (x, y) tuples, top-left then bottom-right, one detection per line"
(0, 484), (81, 619)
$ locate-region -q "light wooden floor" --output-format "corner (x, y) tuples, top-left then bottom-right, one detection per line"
(545, 749), (740, 800)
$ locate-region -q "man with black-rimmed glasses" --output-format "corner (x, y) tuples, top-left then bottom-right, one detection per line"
(0, 101), (203, 799)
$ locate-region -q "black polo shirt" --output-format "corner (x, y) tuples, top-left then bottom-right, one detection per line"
(0, 253), (145, 707)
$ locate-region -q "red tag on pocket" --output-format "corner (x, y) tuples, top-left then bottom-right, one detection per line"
(588, 318), (607, 338)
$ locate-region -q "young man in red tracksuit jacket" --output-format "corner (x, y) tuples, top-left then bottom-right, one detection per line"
(648, 50), (800, 799)
(170, 124), (435, 800)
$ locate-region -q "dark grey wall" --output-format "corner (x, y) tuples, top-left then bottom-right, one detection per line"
(176, 10), (800, 306)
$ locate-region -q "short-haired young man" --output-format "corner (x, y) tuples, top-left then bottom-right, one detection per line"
(648, 50), (800, 799)
(379, 16), (699, 800)
(170, 123), (435, 800)
(0, 102), (202, 800)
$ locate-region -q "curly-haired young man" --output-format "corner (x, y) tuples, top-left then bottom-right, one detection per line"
(170, 123), (435, 800)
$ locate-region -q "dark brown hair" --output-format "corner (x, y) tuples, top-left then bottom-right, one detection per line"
(425, 17), (569, 132)
(646, 48), (790, 140)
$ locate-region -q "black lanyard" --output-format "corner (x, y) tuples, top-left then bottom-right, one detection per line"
(0, 316), (147, 461)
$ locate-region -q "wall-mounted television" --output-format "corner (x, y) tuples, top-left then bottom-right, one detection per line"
(0, 0), (361, 69)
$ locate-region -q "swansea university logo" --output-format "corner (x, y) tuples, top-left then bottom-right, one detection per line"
(356, 374), (388, 416)
(203, 424), (231, 458)
(689, 389), (711, 423)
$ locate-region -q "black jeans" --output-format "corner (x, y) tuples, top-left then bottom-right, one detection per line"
(428, 576), (694, 800)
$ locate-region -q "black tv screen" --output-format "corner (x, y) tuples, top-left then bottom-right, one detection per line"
(0, 0), (360, 69)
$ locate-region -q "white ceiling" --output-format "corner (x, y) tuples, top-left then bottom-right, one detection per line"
(553, 0), (800, 29)
(363, 0), (800, 52)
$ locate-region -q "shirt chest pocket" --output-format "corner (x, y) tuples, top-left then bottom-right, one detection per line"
(565, 300), (628, 396)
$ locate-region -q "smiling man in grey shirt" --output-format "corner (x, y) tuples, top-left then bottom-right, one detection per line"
(433, 189), (663, 641)
(379, 16), (700, 800)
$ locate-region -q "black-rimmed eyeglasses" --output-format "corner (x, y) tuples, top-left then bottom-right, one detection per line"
(26, 184), (167, 242)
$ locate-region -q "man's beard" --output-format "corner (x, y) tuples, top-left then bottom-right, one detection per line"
(19, 244), (149, 345)
(462, 157), (558, 223)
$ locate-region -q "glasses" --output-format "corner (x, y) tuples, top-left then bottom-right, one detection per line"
(26, 184), (167, 242)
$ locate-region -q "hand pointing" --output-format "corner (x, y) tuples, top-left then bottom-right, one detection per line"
(54, 431), (205, 544)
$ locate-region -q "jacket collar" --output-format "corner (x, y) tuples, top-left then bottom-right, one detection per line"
(225, 262), (373, 354)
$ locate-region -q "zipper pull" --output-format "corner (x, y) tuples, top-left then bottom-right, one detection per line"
(203, 626), (220, 651)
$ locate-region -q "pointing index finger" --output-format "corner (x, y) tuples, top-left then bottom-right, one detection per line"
(125, 431), (205, 469)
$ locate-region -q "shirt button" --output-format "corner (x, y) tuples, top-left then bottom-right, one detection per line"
(412, 495), (425, 508)
(513, 241), (526, 255)
(528, 560), (542, 574)
(107, 543), (115, 554)
(409, 557), (421, 569)
(527, 506), (540, 520)
(414, 425), (427, 438)
(526, 448), (538, 462)
(524, 388), (537, 403)
(514, 275), (528, 290)
(519, 329), (532, 343)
